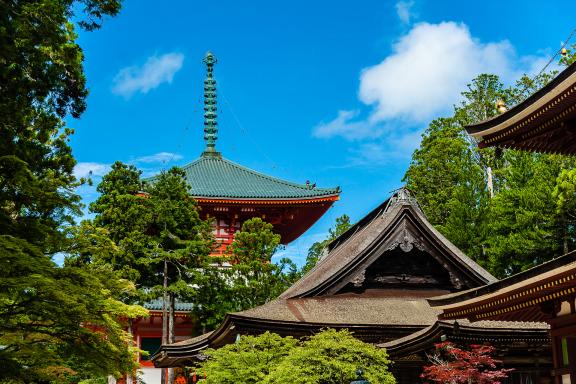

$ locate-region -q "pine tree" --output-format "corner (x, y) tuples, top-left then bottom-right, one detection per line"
(193, 218), (299, 331)
(403, 117), (487, 259)
(404, 68), (576, 277)
(0, 1), (153, 382)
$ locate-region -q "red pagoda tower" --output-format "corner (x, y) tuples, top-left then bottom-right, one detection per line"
(131, 52), (340, 384)
(184, 52), (340, 255)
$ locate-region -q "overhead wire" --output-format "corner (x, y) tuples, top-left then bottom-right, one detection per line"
(517, 28), (576, 97)
(536, 28), (576, 78)
(219, 89), (281, 170)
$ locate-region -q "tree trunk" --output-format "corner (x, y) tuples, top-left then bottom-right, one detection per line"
(126, 319), (134, 384)
(168, 292), (176, 384)
(162, 258), (169, 344)
(169, 292), (175, 343)
(486, 166), (494, 198)
(161, 258), (169, 384)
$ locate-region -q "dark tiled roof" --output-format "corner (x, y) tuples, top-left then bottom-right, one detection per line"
(428, 250), (576, 307)
(379, 319), (548, 357)
(234, 294), (440, 326)
(466, 60), (576, 135)
(176, 154), (340, 200)
(281, 189), (496, 299)
(168, 331), (214, 347)
(144, 298), (193, 312)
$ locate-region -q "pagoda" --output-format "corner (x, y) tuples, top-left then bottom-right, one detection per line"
(131, 52), (340, 384)
(183, 52), (340, 255)
(153, 188), (551, 384)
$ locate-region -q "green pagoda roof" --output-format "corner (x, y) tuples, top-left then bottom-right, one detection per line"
(151, 52), (340, 201)
(181, 154), (340, 200)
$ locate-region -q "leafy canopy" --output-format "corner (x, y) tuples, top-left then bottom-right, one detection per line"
(198, 329), (395, 384)
(0, 0), (160, 382)
(404, 67), (576, 277)
(193, 218), (299, 331)
(87, 162), (215, 309)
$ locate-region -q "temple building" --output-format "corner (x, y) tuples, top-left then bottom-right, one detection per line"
(153, 188), (551, 384)
(429, 60), (576, 384)
(181, 52), (339, 256)
(134, 52), (340, 383)
(467, 60), (576, 154)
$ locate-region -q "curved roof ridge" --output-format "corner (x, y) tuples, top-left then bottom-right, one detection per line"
(291, 197), (395, 287)
(281, 189), (495, 299)
(412, 208), (496, 284)
(175, 154), (341, 199)
(195, 155), (340, 193)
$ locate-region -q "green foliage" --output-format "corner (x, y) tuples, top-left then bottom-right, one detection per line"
(483, 153), (572, 275)
(193, 218), (299, 331)
(265, 329), (395, 384)
(0, 234), (146, 383)
(87, 164), (214, 305)
(198, 329), (395, 384)
(229, 217), (281, 263)
(403, 116), (487, 258)
(404, 67), (576, 278)
(554, 168), (576, 213)
(145, 168), (214, 306)
(88, 162), (153, 281)
(200, 332), (299, 384)
(0, 1), (161, 382)
(302, 214), (352, 274)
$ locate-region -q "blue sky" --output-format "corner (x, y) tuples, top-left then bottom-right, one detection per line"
(70, 0), (576, 266)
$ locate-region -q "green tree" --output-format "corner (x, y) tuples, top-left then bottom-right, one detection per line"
(485, 152), (573, 276)
(199, 332), (299, 384)
(194, 218), (299, 331)
(302, 214), (352, 274)
(0, 1), (158, 382)
(1, 235), (147, 383)
(265, 329), (395, 384)
(145, 167), (213, 345)
(199, 329), (395, 384)
(89, 161), (154, 284)
(229, 217), (281, 263)
(87, 165), (214, 384)
(403, 68), (576, 276)
(89, 164), (214, 332)
(403, 116), (487, 259)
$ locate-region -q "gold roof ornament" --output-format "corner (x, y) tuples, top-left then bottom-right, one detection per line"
(496, 100), (507, 114)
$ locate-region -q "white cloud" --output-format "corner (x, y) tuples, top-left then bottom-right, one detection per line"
(395, 0), (415, 25)
(313, 110), (384, 140)
(359, 22), (528, 124)
(135, 152), (183, 164)
(73, 162), (110, 178)
(313, 21), (549, 170)
(112, 53), (184, 98)
(347, 130), (422, 167)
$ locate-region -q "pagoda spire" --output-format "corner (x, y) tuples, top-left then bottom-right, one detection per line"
(202, 51), (220, 156)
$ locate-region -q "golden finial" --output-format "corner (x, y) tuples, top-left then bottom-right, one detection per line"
(496, 100), (507, 114)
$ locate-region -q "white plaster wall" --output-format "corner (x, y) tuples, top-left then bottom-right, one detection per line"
(139, 368), (162, 384)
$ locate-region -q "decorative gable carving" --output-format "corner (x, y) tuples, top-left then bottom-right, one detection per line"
(280, 188), (495, 299)
(333, 211), (471, 294)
